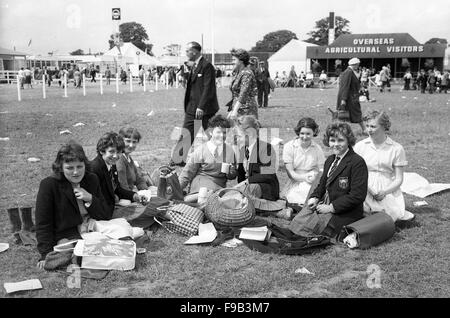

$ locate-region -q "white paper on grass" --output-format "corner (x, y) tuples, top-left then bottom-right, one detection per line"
(221, 238), (244, 248)
(401, 172), (450, 198)
(73, 122), (85, 127)
(4, 279), (43, 294)
(184, 223), (217, 245)
(0, 243), (9, 253)
(59, 129), (72, 135)
(27, 157), (41, 163)
(295, 267), (315, 275)
(0, 137), (10, 141)
(239, 226), (269, 241)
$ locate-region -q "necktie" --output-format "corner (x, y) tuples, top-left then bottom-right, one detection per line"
(109, 167), (117, 190)
(245, 146), (250, 160)
(326, 156), (340, 185)
(213, 147), (219, 158)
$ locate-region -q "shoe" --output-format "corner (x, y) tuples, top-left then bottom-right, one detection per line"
(276, 207), (293, 220)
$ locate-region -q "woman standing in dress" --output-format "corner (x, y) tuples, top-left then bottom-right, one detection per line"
(282, 117), (325, 206)
(227, 49), (259, 120)
(354, 111), (414, 222)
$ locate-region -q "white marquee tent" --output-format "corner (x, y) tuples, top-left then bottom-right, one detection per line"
(103, 42), (162, 68)
(267, 39), (317, 77)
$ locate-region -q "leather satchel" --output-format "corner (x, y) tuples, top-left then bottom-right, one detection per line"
(338, 212), (395, 249)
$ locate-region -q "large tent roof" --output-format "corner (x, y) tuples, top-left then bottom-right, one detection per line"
(268, 40), (317, 62)
(104, 42), (162, 66)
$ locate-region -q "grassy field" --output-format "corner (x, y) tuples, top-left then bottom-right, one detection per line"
(1, 81), (450, 298)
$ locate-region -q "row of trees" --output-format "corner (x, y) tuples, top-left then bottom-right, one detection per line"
(69, 18), (447, 57)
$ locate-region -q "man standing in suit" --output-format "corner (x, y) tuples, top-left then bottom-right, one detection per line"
(336, 57), (367, 135)
(171, 41), (219, 166)
(256, 61), (271, 108)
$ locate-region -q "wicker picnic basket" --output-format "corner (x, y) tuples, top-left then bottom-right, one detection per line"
(204, 188), (255, 227)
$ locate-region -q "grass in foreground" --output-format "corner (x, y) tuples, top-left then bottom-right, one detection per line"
(0, 83), (449, 298)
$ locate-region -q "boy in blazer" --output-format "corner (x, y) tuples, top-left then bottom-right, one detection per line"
(90, 132), (147, 217)
(236, 116), (280, 201)
(289, 123), (368, 238)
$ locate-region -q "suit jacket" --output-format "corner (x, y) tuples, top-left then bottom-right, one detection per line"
(184, 57), (219, 115)
(35, 172), (110, 260)
(255, 67), (271, 85)
(310, 148), (368, 229)
(237, 139), (280, 201)
(90, 154), (136, 216)
(337, 67), (361, 110)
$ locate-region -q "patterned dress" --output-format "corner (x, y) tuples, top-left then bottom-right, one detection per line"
(230, 66), (259, 118)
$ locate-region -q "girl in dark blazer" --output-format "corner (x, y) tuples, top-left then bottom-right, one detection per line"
(35, 142), (110, 268)
(289, 122), (368, 238)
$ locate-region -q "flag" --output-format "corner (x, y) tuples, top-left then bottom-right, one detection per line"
(28, 39), (32, 47)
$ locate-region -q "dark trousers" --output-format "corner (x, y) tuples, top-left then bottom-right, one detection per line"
(257, 82), (269, 107)
(404, 79), (410, 90)
(171, 112), (215, 164)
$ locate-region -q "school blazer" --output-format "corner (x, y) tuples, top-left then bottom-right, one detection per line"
(237, 139), (280, 201)
(184, 57), (219, 115)
(310, 148), (368, 220)
(35, 172), (110, 260)
(90, 155), (136, 216)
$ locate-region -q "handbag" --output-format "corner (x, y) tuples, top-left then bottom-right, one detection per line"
(204, 188), (255, 227)
(155, 203), (204, 236)
(328, 107), (350, 122)
(338, 212), (395, 249)
(74, 238), (136, 271)
(156, 165), (184, 201)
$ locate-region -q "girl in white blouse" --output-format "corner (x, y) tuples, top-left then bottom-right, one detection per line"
(282, 118), (325, 206)
(354, 111), (414, 221)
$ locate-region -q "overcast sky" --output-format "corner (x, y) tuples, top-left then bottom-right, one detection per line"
(0, 0), (449, 56)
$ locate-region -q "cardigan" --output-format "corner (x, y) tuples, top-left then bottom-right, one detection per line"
(116, 154), (148, 191)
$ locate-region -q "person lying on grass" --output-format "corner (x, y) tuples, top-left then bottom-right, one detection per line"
(179, 114), (237, 203)
(90, 132), (148, 218)
(288, 122), (368, 238)
(117, 126), (153, 191)
(35, 141), (111, 269)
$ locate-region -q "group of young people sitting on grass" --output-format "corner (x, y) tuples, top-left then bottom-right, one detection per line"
(35, 110), (414, 269)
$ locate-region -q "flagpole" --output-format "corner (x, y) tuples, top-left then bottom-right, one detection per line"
(211, 0), (215, 66)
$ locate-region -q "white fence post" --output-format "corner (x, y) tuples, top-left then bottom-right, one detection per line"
(82, 74), (86, 96)
(143, 72), (146, 92)
(165, 72), (168, 90)
(17, 75), (21, 101)
(155, 73), (159, 91)
(100, 74), (103, 95)
(116, 73), (119, 94)
(130, 73), (133, 92)
(42, 74), (46, 99)
(64, 73), (68, 98)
